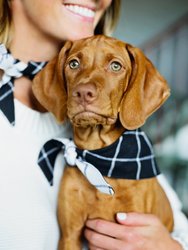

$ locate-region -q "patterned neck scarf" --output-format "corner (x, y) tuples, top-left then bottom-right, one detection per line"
(0, 44), (47, 125)
(38, 129), (160, 195)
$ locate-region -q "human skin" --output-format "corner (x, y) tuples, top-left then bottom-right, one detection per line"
(9, 0), (112, 108)
(8, 1), (183, 249)
(85, 213), (183, 250)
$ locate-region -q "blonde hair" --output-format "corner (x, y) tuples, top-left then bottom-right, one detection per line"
(0, 0), (121, 46)
(95, 0), (121, 35)
(0, 0), (12, 45)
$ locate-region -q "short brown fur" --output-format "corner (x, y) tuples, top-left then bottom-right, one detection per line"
(32, 35), (173, 250)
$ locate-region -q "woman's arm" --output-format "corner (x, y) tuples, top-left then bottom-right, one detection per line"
(158, 174), (188, 250)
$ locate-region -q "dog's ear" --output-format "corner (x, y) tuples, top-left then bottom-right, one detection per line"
(119, 44), (170, 130)
(32, 41), (72, 123)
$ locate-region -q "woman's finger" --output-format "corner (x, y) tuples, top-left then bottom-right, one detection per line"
(84, 227), (126, 250)
(85, 212), (159, 240)
(85, 218), (129, 239)
(89, 245), (104, 250)
(116, 212), (161, 227)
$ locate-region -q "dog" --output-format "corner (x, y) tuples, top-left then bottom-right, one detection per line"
(32, 35), (174, 250)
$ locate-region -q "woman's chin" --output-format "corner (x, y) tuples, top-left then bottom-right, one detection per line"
(67, 31), (94, 41)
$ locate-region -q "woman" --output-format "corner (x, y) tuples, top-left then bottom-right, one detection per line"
(0, 0), (187, 249)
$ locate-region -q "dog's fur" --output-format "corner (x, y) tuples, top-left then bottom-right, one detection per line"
(32, 35), (174, 250)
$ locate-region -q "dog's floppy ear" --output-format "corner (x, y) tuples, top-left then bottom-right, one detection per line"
(32, 41), (72, 123)
(119, 44), (170, 130)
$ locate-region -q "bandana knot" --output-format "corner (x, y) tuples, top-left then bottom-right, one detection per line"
(38, 137), (115, 195)
(63, 139), (78, 166)
(0, 44), (27, 87)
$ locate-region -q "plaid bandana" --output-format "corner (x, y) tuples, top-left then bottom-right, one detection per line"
(0, 44), (47, 125)
(38, 129), (160, 195)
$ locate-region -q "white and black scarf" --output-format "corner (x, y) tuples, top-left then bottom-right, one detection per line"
(38, 129), (160, 195)
(0, 43), (47, 125)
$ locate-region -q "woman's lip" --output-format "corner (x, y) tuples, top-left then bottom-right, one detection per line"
(64, 4), (95, 20)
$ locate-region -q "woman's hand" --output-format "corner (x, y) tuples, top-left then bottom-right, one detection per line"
(84, 212), (182, 250)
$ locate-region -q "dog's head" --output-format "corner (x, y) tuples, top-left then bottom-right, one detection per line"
(32, 35), (170, 130)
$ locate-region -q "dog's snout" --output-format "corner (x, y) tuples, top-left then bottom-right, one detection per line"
(72, 83), (98, 104)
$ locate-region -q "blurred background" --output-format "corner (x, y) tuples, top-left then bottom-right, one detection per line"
(113, 0), (188, 216)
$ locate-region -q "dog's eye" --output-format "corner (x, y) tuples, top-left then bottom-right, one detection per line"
(69, 59), (80, 69)
(110, 61), (122, 71)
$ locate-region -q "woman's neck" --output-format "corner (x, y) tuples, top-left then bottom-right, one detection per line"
(9, 34), (61, 110)
(8, 36), (60, 111)
(9, 36), (62, 63)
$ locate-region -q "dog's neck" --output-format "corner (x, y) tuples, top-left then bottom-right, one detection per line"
(73, 124), (125, 150)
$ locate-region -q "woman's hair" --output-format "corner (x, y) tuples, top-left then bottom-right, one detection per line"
(0, 0), (12, 45)
(0, 0), (121, 45)
(95, 0), (121, 35)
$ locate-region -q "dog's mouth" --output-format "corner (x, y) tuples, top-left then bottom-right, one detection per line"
(70, 111), (117, 127)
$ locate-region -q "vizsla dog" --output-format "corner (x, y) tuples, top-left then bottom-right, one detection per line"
(32, 35), (174, 250)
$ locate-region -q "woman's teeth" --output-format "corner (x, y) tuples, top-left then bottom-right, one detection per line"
(65, 5), (95, 18)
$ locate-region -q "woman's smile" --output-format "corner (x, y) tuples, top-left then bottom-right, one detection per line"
(64, 4), (95, 21)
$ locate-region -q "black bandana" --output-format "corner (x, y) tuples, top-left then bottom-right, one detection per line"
(76, 129), (160, 179)
(0, 44), (47, 125)
(38, 129), (160, 192)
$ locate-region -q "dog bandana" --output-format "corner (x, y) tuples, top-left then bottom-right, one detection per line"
(0, 43), (47, 125)
(38, 129), (160, 195)
(38, 138), (114, 195)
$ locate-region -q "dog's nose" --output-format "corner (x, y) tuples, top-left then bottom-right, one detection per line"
(72, 83), (97, 104)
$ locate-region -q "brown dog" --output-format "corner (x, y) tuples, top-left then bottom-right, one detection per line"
(32, 35), (173, 250)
